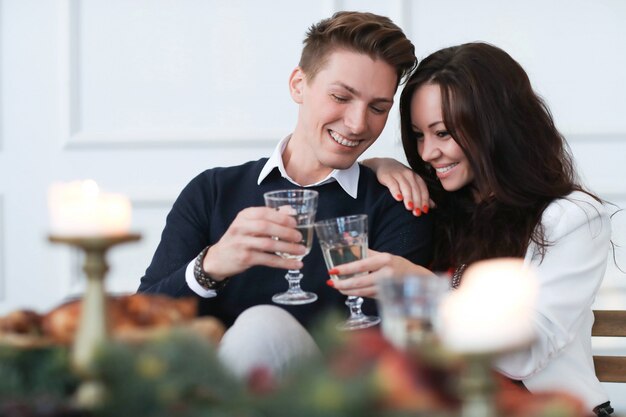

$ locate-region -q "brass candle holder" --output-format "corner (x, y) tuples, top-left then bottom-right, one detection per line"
(49, 233), (141, 407)
(458, 353), (497, 417)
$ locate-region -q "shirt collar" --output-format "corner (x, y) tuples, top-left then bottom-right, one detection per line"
(257, 135), (360, 199)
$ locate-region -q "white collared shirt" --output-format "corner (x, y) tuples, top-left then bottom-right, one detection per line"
(257, 135), (360, 199)
(186, 135), (361, 297)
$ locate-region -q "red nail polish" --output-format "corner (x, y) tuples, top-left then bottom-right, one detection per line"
(422, 205), (429, 214)
(407, 201), (414, 209)
(396, 193), (403, 201)
(328, 268), (339, 275)
(326, 279), (335, 287)
(413, 209), (422, 217)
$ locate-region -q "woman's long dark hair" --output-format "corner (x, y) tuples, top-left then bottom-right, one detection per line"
(399, 42), (594, 270)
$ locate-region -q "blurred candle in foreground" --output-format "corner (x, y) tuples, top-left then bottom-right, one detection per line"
(438, 258), (537, 354)
(48, 180), (132, 237)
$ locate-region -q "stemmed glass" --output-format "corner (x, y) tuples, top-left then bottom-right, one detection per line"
(264, 189), (319, 305)
(314, 214), (381, 330)
(376, 274), (451, 349)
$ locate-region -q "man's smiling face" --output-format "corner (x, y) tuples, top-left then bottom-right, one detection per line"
(290, 49), (398, 173)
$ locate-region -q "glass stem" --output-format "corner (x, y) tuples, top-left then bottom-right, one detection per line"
(346, 296), (365, 319)
(285, 269), (303, 293)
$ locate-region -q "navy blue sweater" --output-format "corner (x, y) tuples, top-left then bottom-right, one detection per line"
(138, 159), (432, 329)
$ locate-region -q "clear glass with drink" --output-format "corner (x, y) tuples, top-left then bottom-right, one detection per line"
(314, 214), (380, 330)
(376, 274), (450, 349)
(264, 189), (318, 305)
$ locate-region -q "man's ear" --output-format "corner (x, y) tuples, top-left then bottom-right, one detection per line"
(289, 67), (306, 104)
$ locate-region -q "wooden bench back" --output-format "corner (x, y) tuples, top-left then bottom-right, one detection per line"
(592, 310), (626, 383)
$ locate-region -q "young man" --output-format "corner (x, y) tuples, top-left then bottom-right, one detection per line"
(138, 11), (432, 334)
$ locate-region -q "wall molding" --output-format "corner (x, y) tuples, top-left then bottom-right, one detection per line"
(599, 192), (626, 202)
(321, 0), (341, 15)
(62, 130), (282, 149)
(0, 195), (5, 302)
(0, 0), (4, 152)
(388, 0), (412, 35)
(57, 0), (289, 150)
(322, 0), (412, 37)
(58, 0), (78, 150)
(57, 0), (626, 150)
(55, 0), (626, 150)
(566, 133), (626, 143)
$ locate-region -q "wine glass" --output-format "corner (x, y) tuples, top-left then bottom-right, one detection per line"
(314, 214), (380, 330)
(263, 189), (319, 305)
(376, 274), (451, 349)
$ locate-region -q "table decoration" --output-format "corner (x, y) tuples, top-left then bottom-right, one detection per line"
(0, 183), (588, 416)
(47, 234), (140, 408)
(438, 258), (538, 417)
(48, 180), (131, 238)
(376, 273), (450, 350)
(0, 294), (219, 346)
(47, 180), (139, 407)
(438, 258), (537, 354)
(0, 312), (586, 417)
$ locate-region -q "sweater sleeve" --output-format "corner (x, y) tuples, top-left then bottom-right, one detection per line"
(495, 194), (611, 379)
(368, 187), (433, 267)
(137, 172), (214, 297)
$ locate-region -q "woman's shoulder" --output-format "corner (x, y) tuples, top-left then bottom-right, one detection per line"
(543, 190), (606, 219)
(541, 191), (609, 238)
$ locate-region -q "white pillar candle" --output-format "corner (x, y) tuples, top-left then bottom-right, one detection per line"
(48, 180), (132, 237)
(438, 258), (537, 354)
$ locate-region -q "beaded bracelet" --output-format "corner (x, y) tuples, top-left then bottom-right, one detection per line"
(194, 246), (229, 291)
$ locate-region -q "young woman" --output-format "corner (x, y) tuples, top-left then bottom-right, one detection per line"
(332, 42), (613, 415)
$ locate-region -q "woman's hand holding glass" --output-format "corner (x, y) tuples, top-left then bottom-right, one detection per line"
(315, 214), (379, 330)
(328, 249), (435, 298)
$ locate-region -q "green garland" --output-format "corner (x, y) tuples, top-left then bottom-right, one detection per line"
(0, 316), (582, 417)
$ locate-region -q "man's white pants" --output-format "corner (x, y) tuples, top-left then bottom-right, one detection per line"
(217, 305), (321, 378)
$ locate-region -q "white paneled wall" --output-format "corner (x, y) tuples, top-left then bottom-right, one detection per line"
(0, 195), (4, 301)
(1, 0), (626, 410)
(0, 0), (3, 303)
(60, 0), (322, 147)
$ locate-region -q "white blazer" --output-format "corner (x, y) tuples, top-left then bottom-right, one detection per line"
(495, 191), (611, 411)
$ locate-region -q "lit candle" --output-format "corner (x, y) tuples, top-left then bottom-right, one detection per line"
(48, 180), (132, 237)
(438, 258), (537, 354)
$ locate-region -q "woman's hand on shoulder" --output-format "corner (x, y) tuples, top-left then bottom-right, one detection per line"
(328, 249), (434, 298)
(361, 157), (434, 216)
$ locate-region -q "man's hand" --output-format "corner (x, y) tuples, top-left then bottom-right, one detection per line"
(329, 249), (434, 298)
(202, 207), (306, 281)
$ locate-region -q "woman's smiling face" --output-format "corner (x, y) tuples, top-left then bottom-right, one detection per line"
(411, 83), (474, 192)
